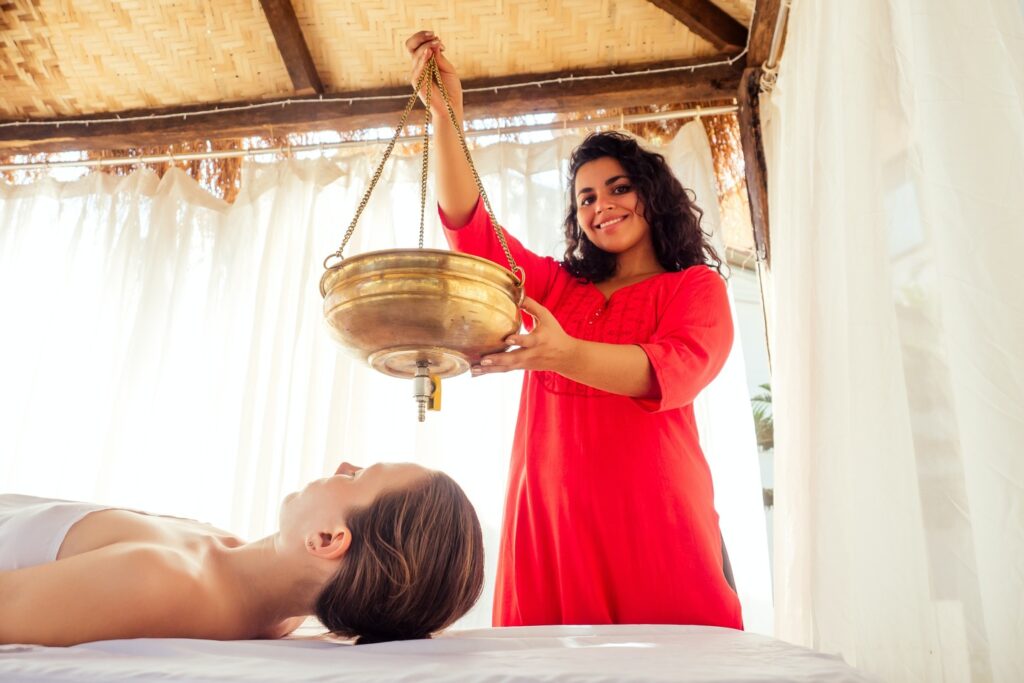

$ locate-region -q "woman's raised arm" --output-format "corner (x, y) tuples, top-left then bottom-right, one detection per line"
(405, 31), (479, 226)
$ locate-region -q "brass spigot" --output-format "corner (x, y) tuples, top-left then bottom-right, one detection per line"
(412, 361), (441, 422)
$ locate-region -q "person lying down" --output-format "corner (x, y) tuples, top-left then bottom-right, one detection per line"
(0, 462), (484, 646)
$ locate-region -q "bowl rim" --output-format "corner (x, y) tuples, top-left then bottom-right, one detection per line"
(319, 248), (522, 298)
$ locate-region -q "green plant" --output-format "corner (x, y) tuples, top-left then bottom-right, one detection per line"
(751, 382), (773, 450)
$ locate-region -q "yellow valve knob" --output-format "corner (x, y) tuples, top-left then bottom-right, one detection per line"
(429, 375), (442, 411)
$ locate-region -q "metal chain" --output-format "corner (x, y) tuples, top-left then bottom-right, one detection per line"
(322, 63), (432, 269)
(428, 59), (524, 285)
(323, 55), (524, 290)
(418, 75), (432, 249)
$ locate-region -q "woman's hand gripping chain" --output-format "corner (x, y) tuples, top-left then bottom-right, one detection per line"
(405, 31), (461, 117)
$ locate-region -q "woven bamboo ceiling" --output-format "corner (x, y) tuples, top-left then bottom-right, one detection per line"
(0, 0), (782, 154)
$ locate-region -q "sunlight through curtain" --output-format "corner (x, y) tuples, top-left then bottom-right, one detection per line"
(0, 125), (770, 630)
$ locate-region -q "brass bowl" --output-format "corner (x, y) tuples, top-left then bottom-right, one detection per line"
(320, 249), (522, 379)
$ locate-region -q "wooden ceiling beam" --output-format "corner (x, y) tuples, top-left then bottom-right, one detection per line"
(647, 0), (748, 50)
(257, 0), (323, 95)
(0, 56), (743, 155)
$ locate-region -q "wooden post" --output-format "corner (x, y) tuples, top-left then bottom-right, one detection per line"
(738, 66), (770, 264)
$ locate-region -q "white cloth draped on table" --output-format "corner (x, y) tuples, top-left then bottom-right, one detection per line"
(0, 124), (770, 631)
(764, 0), (1024, 680)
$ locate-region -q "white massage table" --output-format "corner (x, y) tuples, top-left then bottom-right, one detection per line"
(0, 624), (877, 682)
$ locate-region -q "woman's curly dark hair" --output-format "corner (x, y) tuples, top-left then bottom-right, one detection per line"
(562, 131), (723, 282)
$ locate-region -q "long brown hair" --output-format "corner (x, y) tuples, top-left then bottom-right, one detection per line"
(313, 471), (484, 644)
(562, 131), (724, 282)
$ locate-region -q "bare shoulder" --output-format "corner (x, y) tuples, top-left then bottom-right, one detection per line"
(0, 543), (239, 646)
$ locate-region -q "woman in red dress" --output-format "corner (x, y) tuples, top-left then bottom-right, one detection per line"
(406, 31), (742, 630)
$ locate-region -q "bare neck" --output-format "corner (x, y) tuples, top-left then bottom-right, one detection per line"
(612, 247), (665, 282)
(217, 535), (332, 636)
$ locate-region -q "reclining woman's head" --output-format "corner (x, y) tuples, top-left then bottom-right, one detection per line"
(279, 462), (483, 644)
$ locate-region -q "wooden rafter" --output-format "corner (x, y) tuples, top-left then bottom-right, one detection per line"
(647, 0), (748, 51)
(0, 57), (743, 155)
(257, 0), (323, 95)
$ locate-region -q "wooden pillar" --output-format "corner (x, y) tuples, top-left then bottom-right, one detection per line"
(737, 66), (771, 264)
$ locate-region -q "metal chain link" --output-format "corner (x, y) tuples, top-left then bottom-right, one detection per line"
(417, 75), (432, 249)
(428, 59), (524, 286)
(323, 56), (524, 290)
(322, 63), (432, 269)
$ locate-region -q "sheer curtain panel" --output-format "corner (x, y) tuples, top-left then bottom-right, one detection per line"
(764, 0), (1024, 680)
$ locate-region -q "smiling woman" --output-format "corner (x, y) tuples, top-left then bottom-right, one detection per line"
(565, 135), (722, 287)
(573, 157), (656, 276)
(0, 462), (484, 646)
(407, 30), (741, 631)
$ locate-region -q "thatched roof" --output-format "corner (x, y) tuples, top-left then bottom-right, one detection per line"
(0, 0), (781, 154)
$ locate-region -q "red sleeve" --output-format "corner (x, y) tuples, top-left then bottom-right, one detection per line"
(633, 266), (734, 413)
(440, 197), (560, 305)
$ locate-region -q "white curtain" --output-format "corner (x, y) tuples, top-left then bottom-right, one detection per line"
(764, 0), (1024, 680)
(0, 124), (770, 631)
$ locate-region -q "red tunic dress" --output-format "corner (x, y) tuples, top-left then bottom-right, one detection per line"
(442, 199), (743, 630)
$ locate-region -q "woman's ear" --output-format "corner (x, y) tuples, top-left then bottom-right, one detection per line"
(305, 527), (352, 560)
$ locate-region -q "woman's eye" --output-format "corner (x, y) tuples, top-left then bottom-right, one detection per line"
(612, 184), (632, 194)
(579, 196), (595, 206)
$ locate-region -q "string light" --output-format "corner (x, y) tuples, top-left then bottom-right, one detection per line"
(0, 50), (747, 130)
(0, 104), (739, 172)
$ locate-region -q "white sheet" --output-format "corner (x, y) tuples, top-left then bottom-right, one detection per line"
(0, 625), (876, 682)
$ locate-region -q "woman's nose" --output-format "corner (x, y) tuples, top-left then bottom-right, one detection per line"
(335, 461), (360, 475)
